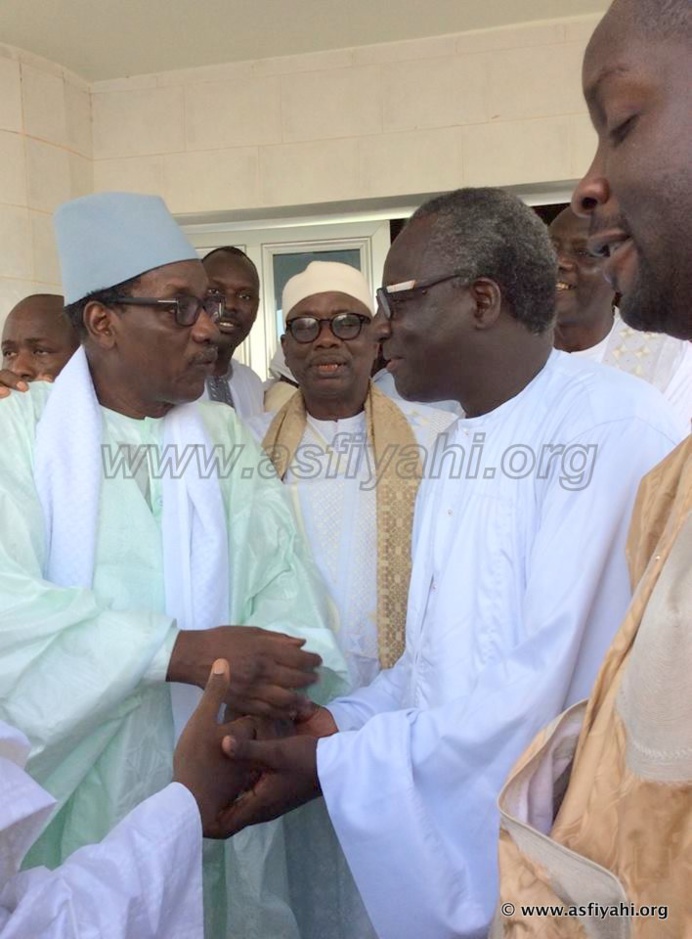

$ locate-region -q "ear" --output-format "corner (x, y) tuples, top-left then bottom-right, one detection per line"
(468, 278), (502, 329)
(82, 301), (119, 349)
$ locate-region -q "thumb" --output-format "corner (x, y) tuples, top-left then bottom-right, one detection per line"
(197, 658), (230, 717)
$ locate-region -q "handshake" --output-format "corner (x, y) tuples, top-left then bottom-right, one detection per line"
(173, 658), (339, 839)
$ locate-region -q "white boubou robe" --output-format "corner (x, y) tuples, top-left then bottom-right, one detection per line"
(0, 720), (203, 938)
(316, 351), (685, 939)
(0, 373), (347, 939)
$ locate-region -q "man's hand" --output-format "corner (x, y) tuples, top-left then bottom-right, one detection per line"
(294, 703), (338, 739)
(167, 625), (323, 721)
(218, 733), (322, 834)
(173, 659), (258, 838)
(0, 370), (31, 398)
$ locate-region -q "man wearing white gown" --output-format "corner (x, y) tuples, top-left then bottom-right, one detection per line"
(248, 260), (454, 939)
(221, 188), (684, 938)
(0, 192), (346, 939)
(0, 660), (253, 939)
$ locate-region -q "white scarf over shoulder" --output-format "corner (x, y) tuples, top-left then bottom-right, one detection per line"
(34, 347), (229, 734)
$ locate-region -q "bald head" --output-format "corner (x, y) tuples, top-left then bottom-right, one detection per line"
(605, 0), (692, 43)
(2, 294), (78, 381)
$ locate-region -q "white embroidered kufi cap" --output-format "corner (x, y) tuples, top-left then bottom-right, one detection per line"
(54, 192), (199, 304)
(281, 261), (374, 323)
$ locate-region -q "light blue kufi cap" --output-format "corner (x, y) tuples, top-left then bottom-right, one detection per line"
(53, 192), (199, 304)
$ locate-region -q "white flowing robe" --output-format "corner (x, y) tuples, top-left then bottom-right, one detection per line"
(0, 720), (203, 938)
(571, 311), (692, 428)
(248, 398), (455, 939)
(316, 352), (684, 939)
(203, 357), (264, 420)
(0, 383), (347, 939)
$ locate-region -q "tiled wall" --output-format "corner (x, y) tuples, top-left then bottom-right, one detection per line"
(0, 45), (92, 322)
(91, 15), (599, 215)
(0, 13), (601, 322)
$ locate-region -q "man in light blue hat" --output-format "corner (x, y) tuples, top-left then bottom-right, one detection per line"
(0, 192), (347, 938)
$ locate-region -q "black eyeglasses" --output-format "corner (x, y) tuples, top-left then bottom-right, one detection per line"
(285, 313), (371, 344)
(376, 273), (468, 320)
(108, 291), (225, 327)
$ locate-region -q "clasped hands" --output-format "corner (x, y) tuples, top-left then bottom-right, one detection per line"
(170, 625), (339, 839)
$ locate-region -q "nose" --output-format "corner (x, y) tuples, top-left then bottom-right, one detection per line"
(571, 147), (610, 218)
(8, 350), (38, 380)
(190, 309), (221, 344)
(372, 308), (391, 340)
(556, 249), (576, 272)
(313, 320), (341, 347)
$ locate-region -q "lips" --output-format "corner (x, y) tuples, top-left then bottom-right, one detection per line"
(191, 350), (218, 371)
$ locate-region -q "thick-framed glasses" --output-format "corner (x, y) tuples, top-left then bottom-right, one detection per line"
(108, 291), (225, 327)
(284, 313), (371, 344)
(376, 273), (467, 320)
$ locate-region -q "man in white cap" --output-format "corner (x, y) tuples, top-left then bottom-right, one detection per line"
(0, 192), (347, 938)
(248, 260), (454, 939)
(201, 246), (265, 420)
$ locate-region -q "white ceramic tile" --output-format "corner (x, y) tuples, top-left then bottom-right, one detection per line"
(91, 74), (159, 94)
(382, 53), (488, 132)
(461, 117), (572, 187)
(21, 63), (67, 146)
(564, 15), (604, 46)
(358, 127), (462, 198)
(352, 35), (456, 66)
(0, 56), (23, 132)
(185, 75), (281, 150)
(163, 148), (260, 213)
(65, 80), (92, 156)
(0, 131), (27, 206)
(281, 66), (382, 143)
(92, 85), (185, 159)
(30, 211), (61, 285)
(251, 48), (354, 77)
(25, 139), (71, 213)
(0, 206), (32, 279)
(0, 278), (48, 325)
(455, 21), (565, 55)
(259, 139), (360, 206)
(569, 112), (598, 179)
(69, 153), (93, 198)
(93, 155), (166, 195)
(486, 42), (585, 122)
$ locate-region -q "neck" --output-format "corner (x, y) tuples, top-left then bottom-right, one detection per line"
(553, 309), (614, 352)
(456, 333), (552, 418)
(303, 394), (368, 422)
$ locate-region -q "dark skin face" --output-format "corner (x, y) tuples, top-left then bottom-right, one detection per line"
(374, 216), (552, 417)
(2, 296), (78, 380)
(572, 2), (692, 340)
(549, 207), (615, 352)
(84, 259), (219, 419)
(282, 291), (377, 421)
(202, 252), (260, 375)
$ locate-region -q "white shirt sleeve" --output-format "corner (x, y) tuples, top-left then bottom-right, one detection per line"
(0, 782), (203, 939)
